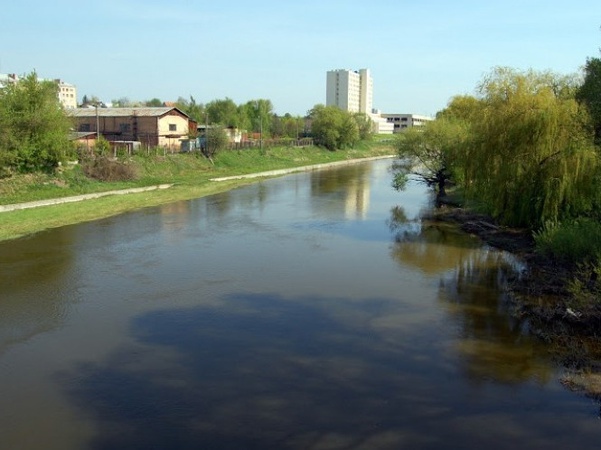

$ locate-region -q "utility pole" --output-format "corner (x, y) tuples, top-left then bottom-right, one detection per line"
(256, 100), (263, 150)
(205, 112), (209, 155)
(95, 103), (100, 139)
(260, 113), (263, 150)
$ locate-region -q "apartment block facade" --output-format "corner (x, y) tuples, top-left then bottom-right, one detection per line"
(326, 69), (373, 114)
(56, 80), (77, 109)
(0, 73), (77, 109)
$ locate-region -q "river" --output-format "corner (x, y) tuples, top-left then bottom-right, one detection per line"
(0, 159), (600, 449)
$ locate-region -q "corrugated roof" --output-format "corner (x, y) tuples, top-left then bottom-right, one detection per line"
(68, 107), (187, 118)
(69, 131), (97, 140)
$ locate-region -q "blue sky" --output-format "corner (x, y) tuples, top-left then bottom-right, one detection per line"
(1, 0), (599, 116)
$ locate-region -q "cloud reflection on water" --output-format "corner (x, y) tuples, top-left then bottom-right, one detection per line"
(60, 291), (598, 450)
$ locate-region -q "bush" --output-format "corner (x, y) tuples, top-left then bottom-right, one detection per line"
(200, 126), (229, 160)
(534, 218), (601, 264)
(0, 71), (73, 172)
(94, 137), (111, 157)
(81, 157), (137, 182)
(309, 105), (360, 150)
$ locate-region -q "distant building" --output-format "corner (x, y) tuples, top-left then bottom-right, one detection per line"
(0, 73), (19, 86)
(370, 108), (395, 134)
(55, 80), (77, 109)
(381, 113), (433, 133)
(326, 68), (373, 114)
(326, 69), (394, 134)
(68, 107), (197, 151)
(0, 73), (77, 109)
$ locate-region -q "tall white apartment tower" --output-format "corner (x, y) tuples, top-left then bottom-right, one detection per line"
(326, 68), (373, 114)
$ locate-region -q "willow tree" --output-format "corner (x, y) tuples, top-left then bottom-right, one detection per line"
(392, 118), (469, 200)
(576, 56), (601, 144)
(457, 67), (598, 228)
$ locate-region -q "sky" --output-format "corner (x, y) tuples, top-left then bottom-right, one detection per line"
(1, 0), (600, 116)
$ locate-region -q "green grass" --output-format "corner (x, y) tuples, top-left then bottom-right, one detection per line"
(0, 142), (395, 241)
(534, 218), (601, 265)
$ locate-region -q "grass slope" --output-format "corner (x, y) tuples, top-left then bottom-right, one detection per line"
(0, 142), (394, 241)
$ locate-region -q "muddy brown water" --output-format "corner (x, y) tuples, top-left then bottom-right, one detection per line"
(1, 159), (600, 449)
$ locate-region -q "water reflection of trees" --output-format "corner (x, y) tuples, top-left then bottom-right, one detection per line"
(388, 206), (554, 385)
(389, 205), (483, 275)
(439, 254), (553, 385)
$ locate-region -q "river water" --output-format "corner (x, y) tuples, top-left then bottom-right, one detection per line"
(1, 159), (600, 449)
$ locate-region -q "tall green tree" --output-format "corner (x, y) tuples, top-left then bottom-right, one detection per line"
(111, 97), (133, 107)
(309, 105), (360, 150)
(272, 113), (305, 139)
(0, 71), (73, 173)
(206, 97), (239, 127)
(243, 99), (273, 136)
(145, 98), (163, 107)
(392, 118), (469, 199)
(339, 113), (360, 148)
(576, 56), (601, 144)
(175, 96), (205, 123)
(458, 67), (598, 227)
(353, 113), (373, 141)
(436, 95), (480, 121)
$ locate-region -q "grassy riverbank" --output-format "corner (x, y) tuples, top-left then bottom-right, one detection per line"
(0, 141), (394, 241)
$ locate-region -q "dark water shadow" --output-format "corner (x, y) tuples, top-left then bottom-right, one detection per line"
(59, 293), (433, 449)
(58, 292), (601, 450)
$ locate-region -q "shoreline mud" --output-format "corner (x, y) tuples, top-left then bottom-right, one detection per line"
(426, 205), (601, 398)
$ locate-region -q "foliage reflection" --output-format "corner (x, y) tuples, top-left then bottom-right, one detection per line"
(388, 206), (553, 384)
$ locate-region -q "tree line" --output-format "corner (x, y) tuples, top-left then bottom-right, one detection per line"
(0, 73), (373, 175)
(393, 55), (601, 269)
(85, 95), (308, 140)
(110, 96), (372, 148)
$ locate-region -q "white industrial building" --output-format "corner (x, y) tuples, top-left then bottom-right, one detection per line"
(381, 113), (434, 133)
(326, 68), (373, 114)
(326, 68), (394, 134)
